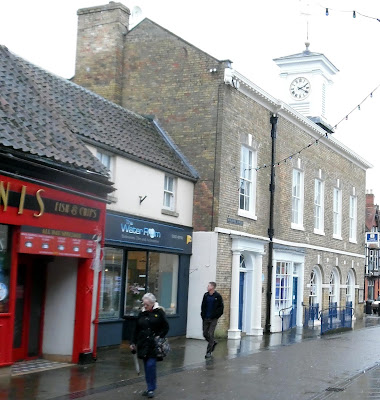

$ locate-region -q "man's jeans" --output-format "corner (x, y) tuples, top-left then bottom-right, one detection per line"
(202, 318), (218, 353)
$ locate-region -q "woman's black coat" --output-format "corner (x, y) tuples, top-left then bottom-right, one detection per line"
(132, 307), (169, 360)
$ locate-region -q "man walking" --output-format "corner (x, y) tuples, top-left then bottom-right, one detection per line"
(201, 282), (224, 358)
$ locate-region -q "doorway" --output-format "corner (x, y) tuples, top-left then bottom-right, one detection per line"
(292, 277), (298, 328)
(238, 271), (245, 330)
(13, 255), (46, 362)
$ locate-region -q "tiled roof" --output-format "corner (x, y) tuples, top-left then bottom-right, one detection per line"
(0, 45), (197, 180)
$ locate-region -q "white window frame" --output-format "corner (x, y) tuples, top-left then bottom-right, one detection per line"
(349, 195), (357, 243)
(163, 175), (176, 211)
(291, 169), (304, 230)
(96, 150), (113, 179)
(333, 188), (342, 239)
(329, 268), (340, 305)
(368, 280), (374, 300)
(314, 179), (325, 235)
(275, 261), (291, 310)
(238, 146), (257, 220)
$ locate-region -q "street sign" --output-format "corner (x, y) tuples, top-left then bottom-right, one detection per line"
(366, 232), (379, 243)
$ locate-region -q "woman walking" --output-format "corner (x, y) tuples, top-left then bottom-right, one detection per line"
(130, 293), (169, 398)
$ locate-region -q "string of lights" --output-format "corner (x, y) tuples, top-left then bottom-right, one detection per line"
(321, 4), (380, 22)
(251, 84), (380, 172)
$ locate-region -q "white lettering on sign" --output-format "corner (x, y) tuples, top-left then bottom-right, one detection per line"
(120, 219), (161, 239)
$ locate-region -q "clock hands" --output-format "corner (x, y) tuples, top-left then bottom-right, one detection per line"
(297, 83), (309, 92)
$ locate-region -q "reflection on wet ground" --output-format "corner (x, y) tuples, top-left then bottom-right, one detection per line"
(1, 315), (380, 400)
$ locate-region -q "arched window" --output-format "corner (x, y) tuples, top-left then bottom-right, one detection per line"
(329, 268), (340, 305)
(310, 270), (317, 302)
(309, 266), (322, 308)
(346, 274), (352, 302)
(346, 270), (355, 306)
(240, 254), (246, 269)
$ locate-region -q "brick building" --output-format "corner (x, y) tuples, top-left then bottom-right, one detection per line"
(73, 2), (371, 337)
(365, 192), (380, 302)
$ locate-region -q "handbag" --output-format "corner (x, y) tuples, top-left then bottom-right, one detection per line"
(155, 337), (170, 359)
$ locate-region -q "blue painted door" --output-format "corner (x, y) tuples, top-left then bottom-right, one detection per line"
(238, 272), (245, 330)
(292, 277), (298, 328)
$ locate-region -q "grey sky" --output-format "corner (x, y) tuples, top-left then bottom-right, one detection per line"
(2, 0), (380, 195)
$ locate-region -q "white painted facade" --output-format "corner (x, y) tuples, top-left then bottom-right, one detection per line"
(186, 232), (218, 339)
(87, 145), (194, 227)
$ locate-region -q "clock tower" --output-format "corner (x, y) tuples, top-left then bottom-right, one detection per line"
(273, 42), (339, 130)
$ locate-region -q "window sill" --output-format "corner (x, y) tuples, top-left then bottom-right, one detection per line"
(349, 239), (357, 244)
(291, 223), (305, 231)
(161, 208), (179, 217)
(313, 229), (325, 236)
(333, 235), (343, 240)
(238, 209), (257, 220)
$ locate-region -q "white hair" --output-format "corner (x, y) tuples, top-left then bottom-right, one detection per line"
(142, 292), (156, 305)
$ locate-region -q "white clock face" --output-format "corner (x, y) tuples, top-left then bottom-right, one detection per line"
(289, 77), (311, 100)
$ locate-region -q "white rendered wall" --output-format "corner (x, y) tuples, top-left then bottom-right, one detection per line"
(87, 145), (194, 227)
(186, 232), (218, 339)
(43, 257), (77, 357)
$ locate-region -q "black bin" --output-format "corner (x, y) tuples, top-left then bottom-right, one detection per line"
(365, 300), (373, 314)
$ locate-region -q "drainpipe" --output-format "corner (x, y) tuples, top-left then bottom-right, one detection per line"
(265, 113), (278, 333)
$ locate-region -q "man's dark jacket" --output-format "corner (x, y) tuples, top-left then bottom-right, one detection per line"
(201, 291), (224, 320)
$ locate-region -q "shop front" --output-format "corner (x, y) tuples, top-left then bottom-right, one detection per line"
(0, 174), (106, 370)
(98, 212), (193, 347)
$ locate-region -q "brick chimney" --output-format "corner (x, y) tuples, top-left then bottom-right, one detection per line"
(367, 192), (375, 207)
(73, 2), (130, 105)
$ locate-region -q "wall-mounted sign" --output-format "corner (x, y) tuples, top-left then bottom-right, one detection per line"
(227, 217), (243, 226)
(0, 175), (105, 232)
(19, 226), (97, 258)
(366, 232), (379, 243)
(105, 213), (193, 254)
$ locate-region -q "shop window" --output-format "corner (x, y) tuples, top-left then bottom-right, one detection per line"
(125, 251), (147, 316)
(0, 225), (10, 313)
(275, 261), (291, 310)
(99, 248), (123, 319)
(148, 253), (178, 315)
(124, 251), (179, 316)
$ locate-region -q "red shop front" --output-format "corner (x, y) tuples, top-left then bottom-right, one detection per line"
(0, 174), (106, 370)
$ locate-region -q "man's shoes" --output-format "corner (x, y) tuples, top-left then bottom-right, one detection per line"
(205, 352), (212, 359)
(142, 391), (154, 398)
(142, 391), (149, 397)
(212, 341), (218, 352)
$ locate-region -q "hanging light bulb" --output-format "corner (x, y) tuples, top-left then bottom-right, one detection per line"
(371, 93), (373, 98)
(346, 115), (348, 120)
(358, 105), (361, 110)
(353, 11), (356, 18)
(326, 8), (329, 16)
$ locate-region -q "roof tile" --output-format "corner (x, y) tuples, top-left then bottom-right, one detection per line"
(0, 45), (196, 180)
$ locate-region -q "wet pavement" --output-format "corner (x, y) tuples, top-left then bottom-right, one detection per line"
(1, 316), (380, 399)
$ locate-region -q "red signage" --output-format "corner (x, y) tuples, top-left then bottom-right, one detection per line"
(19, 226), (97, 258)
(0, 174), (106, 235)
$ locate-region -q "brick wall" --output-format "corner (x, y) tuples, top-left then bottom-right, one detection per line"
(121, 20), (225, 231)
(74, 2), (129, 105)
